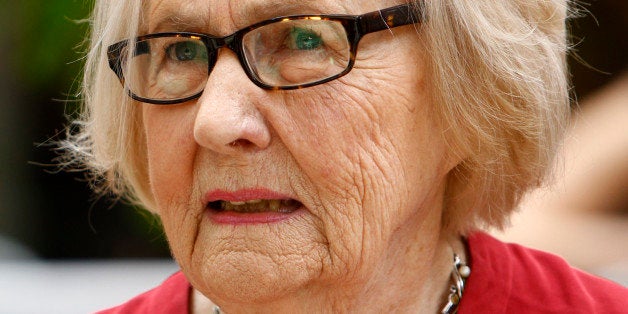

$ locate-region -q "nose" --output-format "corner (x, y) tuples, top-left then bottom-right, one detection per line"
(193, 50), (271, 155)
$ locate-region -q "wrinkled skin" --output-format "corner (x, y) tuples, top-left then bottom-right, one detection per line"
(142, 0), (462, 312)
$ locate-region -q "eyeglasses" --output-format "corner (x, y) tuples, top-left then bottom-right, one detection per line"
(107, 4), (421, 105)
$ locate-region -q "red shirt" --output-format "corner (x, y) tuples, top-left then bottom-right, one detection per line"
(95, 271), (189, 314)
(97, 232), (627, 313)
(460, 232), (627, 313)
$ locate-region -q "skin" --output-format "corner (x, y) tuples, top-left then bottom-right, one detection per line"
(142, 0), (464, 312)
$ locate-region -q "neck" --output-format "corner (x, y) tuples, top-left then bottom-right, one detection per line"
(192, 234), (466, 313)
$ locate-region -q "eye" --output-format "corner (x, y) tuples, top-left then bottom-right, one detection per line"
(166, 40), (207, 61)
(288, 27), (323, 50)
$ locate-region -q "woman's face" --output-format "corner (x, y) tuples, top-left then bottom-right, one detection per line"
(143, 0), (457, 305)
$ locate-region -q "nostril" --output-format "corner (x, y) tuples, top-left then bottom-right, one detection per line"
(228, 139), (255, 149)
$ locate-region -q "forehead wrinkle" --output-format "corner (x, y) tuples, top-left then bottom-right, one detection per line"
(146, 0), (357, 34)
(238, 0), (342, 19)
(147, 0), (210, 33)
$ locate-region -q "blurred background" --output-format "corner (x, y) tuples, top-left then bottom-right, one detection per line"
(0, 0), (626, 313)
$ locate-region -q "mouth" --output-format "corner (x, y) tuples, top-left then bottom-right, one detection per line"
(207, 199), (303, 214)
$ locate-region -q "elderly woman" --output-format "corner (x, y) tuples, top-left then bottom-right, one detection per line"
(64, 0), (626, 313)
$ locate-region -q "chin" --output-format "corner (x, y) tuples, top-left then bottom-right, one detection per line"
(191, 252), (312, 305)
(177, 212), (328, 306)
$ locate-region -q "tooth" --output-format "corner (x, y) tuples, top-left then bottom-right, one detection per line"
(246, 199), (262, 204)
(226, 201), (236, 211)
(229, 201), (246, 206)
(269, 200), (280, 211)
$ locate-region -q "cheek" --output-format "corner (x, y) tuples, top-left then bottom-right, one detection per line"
(278, 75), (438, 198)
(142, 106), (198, 212)
(270, 78), (447, 269)
(278, 90), (367, 194)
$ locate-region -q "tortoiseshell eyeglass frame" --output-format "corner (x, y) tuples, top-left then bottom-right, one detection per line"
(106, 3), (422, 105)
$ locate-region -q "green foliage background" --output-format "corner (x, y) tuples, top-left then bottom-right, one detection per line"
(0, 1), (169, 259)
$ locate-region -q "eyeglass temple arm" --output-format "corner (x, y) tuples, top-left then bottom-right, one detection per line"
(357, 4), (422, 34)
(107, 40), (151, 81)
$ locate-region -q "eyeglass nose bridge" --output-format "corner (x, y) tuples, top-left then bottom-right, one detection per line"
(204, 32), (239, 50)
(201, 32), (265, 89)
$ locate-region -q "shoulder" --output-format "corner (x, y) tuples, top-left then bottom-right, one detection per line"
(95, 271), (190, 314)
(460, 232), (628, 313)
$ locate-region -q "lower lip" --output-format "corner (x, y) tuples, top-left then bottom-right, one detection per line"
(207, 207), (304, 225)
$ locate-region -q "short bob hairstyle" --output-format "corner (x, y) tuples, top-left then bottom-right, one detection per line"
(62, 0), (571, 234)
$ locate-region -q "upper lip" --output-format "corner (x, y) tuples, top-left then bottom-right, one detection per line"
(203, 188), (295, 205)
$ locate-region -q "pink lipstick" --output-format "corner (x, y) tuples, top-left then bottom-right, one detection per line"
(204, 189), (303, 225)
